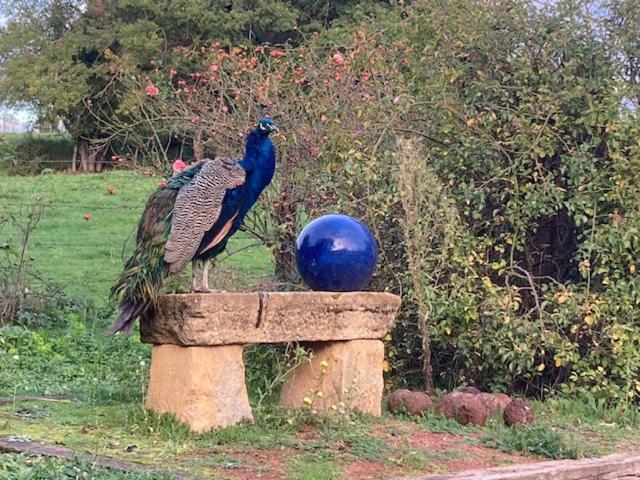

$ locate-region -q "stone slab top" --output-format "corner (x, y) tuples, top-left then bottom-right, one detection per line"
(140, 291), (401, 346)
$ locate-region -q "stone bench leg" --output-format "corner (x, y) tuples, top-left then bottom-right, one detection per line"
(145, 344), (253, 432)
(279, 339), (384, 416)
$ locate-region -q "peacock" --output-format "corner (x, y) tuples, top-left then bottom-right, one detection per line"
(107, 117), (277, 335)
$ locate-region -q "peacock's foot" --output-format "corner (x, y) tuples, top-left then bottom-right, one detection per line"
(191, 287), (227, 294)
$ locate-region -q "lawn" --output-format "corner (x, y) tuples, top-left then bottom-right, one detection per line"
(1, 171), (640, 479)
(0, 170), (272, 301)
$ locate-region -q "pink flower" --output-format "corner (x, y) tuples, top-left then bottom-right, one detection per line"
(145, 83), (159, 97)
(209, 63), (219, 72)
(270, 50), (286, 58)
(172, 159), (186, 173)
(169, 69), (177, 78)
(332, 52), (345, 65)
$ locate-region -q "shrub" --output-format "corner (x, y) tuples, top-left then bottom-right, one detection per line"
(0, 132), (74, 174)
(399, 0), (640, 401)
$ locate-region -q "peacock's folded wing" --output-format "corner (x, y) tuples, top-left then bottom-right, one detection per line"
(164, 157), (246, 274)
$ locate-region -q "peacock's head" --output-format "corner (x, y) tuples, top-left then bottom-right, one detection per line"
(257, 117), (278, 135)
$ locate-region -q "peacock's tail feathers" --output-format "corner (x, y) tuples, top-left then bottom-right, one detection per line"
(106, 299), (151, 336)
(107, 187), (177, 335)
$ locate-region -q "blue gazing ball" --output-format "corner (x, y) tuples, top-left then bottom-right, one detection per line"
(296, 214), (378, 292)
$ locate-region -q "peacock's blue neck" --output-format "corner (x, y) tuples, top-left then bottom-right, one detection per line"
(239, 130), (276, 198)
(233, 129), (275, 225)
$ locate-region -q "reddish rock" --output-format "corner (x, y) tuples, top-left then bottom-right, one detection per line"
(388, 389), (412, 412)
(387, 389), (432, 416)
(477, 393), (502, 415)
(504, 399), (535, 426)
(492, 392), (512, 410)
(459, 386), (481, 395)
(403, 392), (432, 416)
(435, 392), (489, 426)
(454, 395), (489, 426)
(434, 391), (465, 419)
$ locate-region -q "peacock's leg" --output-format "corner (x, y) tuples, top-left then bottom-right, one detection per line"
(192, 259), (225, 293)
(191, 259), (201, 292)
(202, 259), (211, 290)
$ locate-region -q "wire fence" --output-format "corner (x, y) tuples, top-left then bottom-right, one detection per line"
(1, 195), (268, 255)
(1, 202), (146, 211)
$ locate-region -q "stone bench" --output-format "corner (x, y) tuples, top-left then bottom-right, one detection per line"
(141, 291), (401, 432)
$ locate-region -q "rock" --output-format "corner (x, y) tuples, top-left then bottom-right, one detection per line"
(280, 339), (385, 416)
(403, 392), (433, 415)
(387, 389), (413, 412)
(492, 393), (512, 410)
(141, 292), (401, 345)
(459, 386), (481, 395)
(504, 399), (535, 426)
(387, 389), (432, 416)
(435, 392), (488, 426)
(454, 395), (489, 426)
(145, 344), (253, 432)
(434, 391), (465, 419)
(477, 392), (503, 415)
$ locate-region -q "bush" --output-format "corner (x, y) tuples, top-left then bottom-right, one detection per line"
(397, 0), (640, 401)
(0, 132), (74, 174)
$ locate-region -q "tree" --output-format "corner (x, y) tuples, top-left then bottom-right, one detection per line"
(0, 0), (389, 171)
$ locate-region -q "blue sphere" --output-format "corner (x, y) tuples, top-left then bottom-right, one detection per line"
(296, 214), (378, 291)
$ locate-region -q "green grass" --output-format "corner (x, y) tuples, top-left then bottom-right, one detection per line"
(345, 433), (390, 461)
(0, 320), (149, 402)
(286, 452), (341, 480)
(0, 170), (272, 302)
(480, 423), (584, 459)
(1, 390), (640, 478)
(0, 453), (173, 479)
(2, 171), (640, 478)
(1, 313), (638, 468)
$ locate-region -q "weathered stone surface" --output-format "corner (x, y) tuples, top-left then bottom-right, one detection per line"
(435, 392), (489, 425)
(280, 339), (384, 415)
(492, 392), (512, 410)
(454, 395), (488, 426)
(434, 391), (465, 418)
(504, 399), (535, 427)
(140, 291), (401, 346)
(145, 344), (252, 432)
(388, 389), (432, 416)
(477, 392), (503, 415)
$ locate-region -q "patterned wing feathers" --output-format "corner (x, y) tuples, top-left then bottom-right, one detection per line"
(164, 158), (245, 274)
